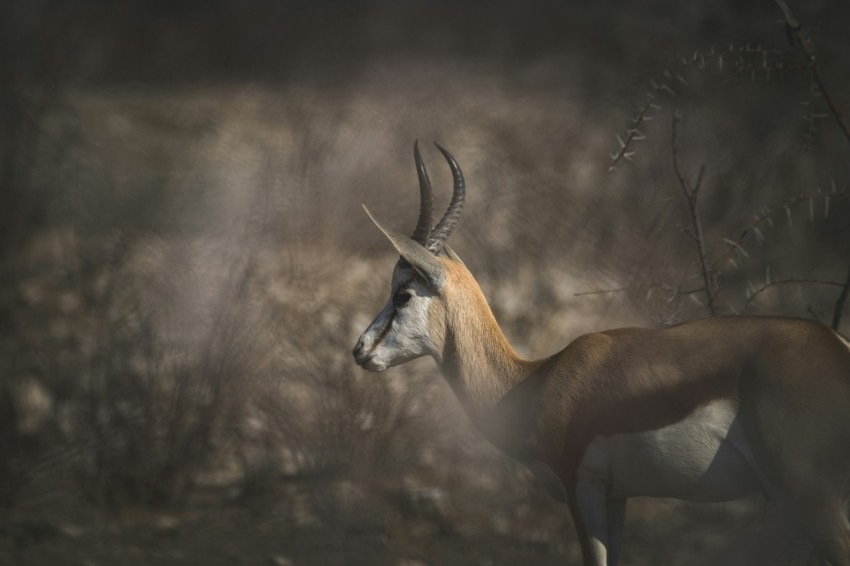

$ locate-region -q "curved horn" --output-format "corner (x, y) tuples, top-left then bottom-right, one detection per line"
(426, 143), (465, 253)
(410, 140), (433, 245)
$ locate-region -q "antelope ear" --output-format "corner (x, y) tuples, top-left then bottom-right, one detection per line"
(363, 205), (445, 288)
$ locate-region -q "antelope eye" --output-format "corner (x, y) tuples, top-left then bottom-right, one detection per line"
(393, 290), (412, 308)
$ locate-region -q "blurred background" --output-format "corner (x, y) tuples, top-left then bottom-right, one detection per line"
(1, 0), (849, 564)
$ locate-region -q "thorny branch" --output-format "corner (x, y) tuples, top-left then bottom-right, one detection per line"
(608, 44), (797, 172)
(800, 80), (826, 150)
(743, 278), (844, 312)
(671, 114), (716, 315)
(608, 97), (654, 171)
(718, 184), (850, 272)
(775, 0), (850, 149)
(775, 0), (850, 329)
(592, 2), (850, 329)
(574, 282), (704, 300)
(834, 263), (850, 330)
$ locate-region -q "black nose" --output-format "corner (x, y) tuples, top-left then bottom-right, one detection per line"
(353, 339), (365, 360)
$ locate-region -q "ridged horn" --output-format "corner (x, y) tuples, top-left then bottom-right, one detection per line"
(426, 143), (465, 253)
(410, 140), (433, 245)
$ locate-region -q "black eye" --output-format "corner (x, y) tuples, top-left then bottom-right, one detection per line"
(393, 290), (412, 308)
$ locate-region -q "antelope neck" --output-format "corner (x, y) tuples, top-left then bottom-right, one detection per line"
(434, 262), (539, 418)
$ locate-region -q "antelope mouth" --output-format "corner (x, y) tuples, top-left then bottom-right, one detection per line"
(358, 358), (388, 372)
(353, 348), (387, 372)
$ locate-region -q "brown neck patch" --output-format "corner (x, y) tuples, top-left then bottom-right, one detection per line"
(434, 259), (538, 415)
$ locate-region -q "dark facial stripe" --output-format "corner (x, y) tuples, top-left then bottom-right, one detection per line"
(367, 310), (396, 355)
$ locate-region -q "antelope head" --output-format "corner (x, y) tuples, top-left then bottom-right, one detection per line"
(353, 141), (466, 372)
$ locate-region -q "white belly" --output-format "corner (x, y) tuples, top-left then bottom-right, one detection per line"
(578, 399), (761, 502)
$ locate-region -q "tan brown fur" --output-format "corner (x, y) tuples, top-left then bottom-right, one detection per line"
(423, 259), (850, 565)
(534, 319), (850, 469)
(356, 146), (850, 565)
(429, 258), (540, 415)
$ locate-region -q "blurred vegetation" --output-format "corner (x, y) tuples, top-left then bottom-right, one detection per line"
(0, 0), (849, 564)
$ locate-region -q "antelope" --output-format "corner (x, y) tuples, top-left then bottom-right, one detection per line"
(352, 142), (850, 566)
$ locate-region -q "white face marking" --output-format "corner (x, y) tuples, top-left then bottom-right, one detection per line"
(353, 261), (439, 372)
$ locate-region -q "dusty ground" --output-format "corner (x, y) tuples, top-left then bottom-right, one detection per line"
(2, 474), (814, 566)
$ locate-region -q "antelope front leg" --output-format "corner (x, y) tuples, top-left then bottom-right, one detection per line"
(569, 466), (612, 566)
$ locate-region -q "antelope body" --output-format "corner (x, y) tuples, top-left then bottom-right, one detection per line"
(352, 142), (850, 565)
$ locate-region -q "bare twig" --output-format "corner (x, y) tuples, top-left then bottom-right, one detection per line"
(574, 283), (704, 298)
(743, 278), (843, 312)
(774, 0), (850, 330)
(608, 44), (796, 172)
(807, 304), (822, 323)
(800, 79), (825, 150)
(833, 262), (850, 329)
(775, 0), (850, 149)
(574, 286), (646, 297)
(718, 187), (850, 270)
(608, 95), (654, 171)
(671, 114), (716, 314)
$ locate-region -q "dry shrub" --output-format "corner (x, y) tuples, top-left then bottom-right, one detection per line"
(74, 320), (232, 509)
(66, 235), (264, 510)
